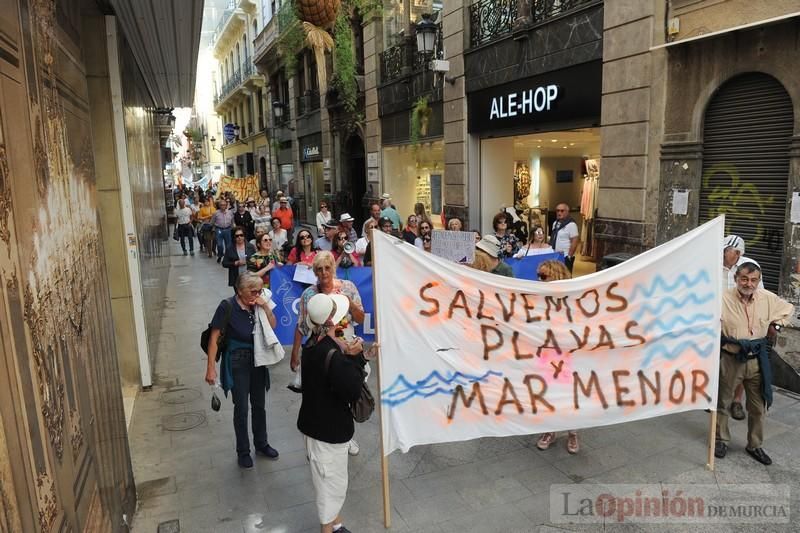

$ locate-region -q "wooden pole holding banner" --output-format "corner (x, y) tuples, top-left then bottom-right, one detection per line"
(706, 409), (718, 471)
(370, 232), (392, 528)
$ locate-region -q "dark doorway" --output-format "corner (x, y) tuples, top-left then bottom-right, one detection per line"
(341, 134), (367, 230)
(259, 157), (268, 191)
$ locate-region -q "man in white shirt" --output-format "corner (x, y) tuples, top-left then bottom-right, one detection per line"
(550, 203), (579, 272)
(315, 222), (337, 251)
(175, 198), (195, 256)
(361, 202), (381, 237)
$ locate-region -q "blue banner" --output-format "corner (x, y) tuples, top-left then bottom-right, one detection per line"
(268, 253), (564, 345)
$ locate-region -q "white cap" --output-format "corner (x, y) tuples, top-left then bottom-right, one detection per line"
(723, 235), (745, 254)
(476, 235), (501, 258)
(381, 193), (391, 200)
(339, 213), (355, 223)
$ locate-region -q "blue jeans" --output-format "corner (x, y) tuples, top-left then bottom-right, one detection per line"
(216, 227), (232, 258)
(230, 348), (271, 455)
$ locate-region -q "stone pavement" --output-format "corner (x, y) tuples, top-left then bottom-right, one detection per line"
(129, 240), (800, 533)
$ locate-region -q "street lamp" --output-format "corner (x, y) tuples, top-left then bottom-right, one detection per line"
(272, 100), (285, 122)
(414, 13), (453, 86)
(208, 136), (223, 153)
(415, 13), (438, 55)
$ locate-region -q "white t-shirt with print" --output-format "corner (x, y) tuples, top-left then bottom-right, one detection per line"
(552, 220), (578, 255)
(175, 206), (193, 225)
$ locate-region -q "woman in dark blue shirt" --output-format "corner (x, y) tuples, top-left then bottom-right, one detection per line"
(204, 272), (278, 468)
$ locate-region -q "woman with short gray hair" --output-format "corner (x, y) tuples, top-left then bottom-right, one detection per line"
(204, 271), (279, 468)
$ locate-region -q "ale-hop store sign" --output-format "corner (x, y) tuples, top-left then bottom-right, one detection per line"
(489, 84), (560, 120)
(468, 60), (602, 133)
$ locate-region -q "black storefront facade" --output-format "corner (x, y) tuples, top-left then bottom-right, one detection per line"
(656, 17), (800, 298)
(464, 0), (604, 264)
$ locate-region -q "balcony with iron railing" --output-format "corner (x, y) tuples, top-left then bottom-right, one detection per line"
(214, 69), (243, 107)
(379, 21), (443, 85)
(296, 90), (321, 117)
(468, 0), (598, 48)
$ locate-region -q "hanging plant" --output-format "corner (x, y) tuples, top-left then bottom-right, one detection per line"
(303, 22), (334, 95)
(278, 4), (304, 74)
(332, 11), (358, 113)
(349, 0), (382, 19)
(410, 96), (431, 145)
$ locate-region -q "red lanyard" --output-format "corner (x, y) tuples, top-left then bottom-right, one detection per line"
(742, 299), (754, 336)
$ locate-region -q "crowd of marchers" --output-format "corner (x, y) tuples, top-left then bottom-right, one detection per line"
(184, 181), (793, 533)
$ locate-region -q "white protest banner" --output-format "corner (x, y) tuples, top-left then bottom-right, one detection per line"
(431, 229), (475, 263)
(373, 217), (723, 454)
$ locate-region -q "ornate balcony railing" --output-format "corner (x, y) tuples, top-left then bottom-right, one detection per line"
(297, 90), (320, 116)
(215, 69), (243, 105)
(242, 60), (253, 78)
(380, 22), (443, 84)
(469, 0), (597, 48)
(469, 0), (517, 47)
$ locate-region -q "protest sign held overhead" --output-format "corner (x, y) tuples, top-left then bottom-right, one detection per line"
(431, 229), (475, 263)
(372, 218), (723, 454)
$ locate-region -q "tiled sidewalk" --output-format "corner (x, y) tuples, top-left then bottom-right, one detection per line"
(129, 241), (800, 532)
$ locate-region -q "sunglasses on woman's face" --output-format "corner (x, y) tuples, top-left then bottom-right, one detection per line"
(423, 237), (431, 242)
(538, 272), (548, 281)
(300, 235), (311, 240)
(320, 204), (327, 209)
(235, 234), (244, 238)
(338, 237), (347, 241)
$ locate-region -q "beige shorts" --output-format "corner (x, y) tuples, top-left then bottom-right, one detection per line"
(305, 435), (350, 524)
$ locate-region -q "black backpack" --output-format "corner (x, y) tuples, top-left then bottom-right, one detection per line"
(201, 299), (233, 362)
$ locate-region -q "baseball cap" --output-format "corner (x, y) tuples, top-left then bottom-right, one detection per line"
(723, 235), (745, 254)
(476, 235), (501, 258)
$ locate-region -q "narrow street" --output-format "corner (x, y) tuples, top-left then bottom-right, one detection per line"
(128, 241), (800, 533)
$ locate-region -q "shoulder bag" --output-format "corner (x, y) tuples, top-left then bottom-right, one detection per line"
(200, 299), (233, 362)
(324, 349), (375, 423)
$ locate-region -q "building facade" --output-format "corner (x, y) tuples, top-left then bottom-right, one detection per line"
(252, 0), (369, 227)
(214, 0), (270, 188)
(655, 1), (800, 300)
(362, 0), (800, 299)
(0, 0), (200, 531)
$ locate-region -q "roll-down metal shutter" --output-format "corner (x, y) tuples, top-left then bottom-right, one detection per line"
(699, 72), (793, 291)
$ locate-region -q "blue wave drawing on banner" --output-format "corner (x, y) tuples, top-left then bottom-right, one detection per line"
(627, 271), (710, 301)
(648, 327), (718, 341)
(644, 314), (715, 333)
(633, 293), (715, 320)
(641, 340), (716, 367)
(382, 370), (504, 407)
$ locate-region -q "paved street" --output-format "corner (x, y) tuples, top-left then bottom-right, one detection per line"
(129, 241), (800, 533)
